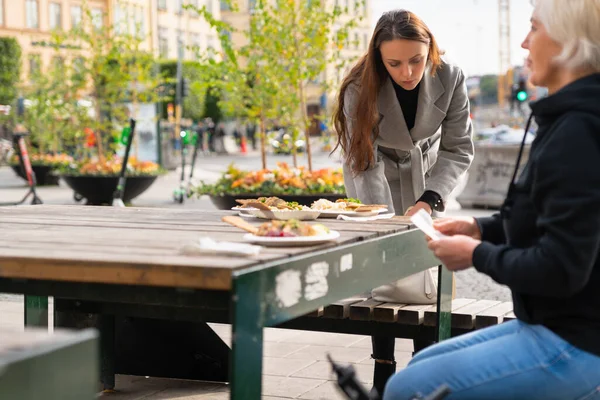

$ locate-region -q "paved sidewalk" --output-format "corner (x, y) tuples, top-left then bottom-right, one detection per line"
(0, 297), (414, 399)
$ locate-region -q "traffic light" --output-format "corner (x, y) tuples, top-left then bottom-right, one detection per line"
(181, 78), (190, 98)
(516, 79), (528, 102)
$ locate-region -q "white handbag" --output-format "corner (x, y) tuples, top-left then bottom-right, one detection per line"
(371, 267), (438, 305)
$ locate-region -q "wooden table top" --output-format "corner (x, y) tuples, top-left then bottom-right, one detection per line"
(0, 205), (414, 290)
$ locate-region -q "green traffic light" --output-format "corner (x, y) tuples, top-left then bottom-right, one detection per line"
(517, 90), (528, 102)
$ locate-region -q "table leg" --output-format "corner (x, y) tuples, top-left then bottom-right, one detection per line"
(230, 273), (264, 400)
(24, 295), (48, 328)
(99, 314), (116, 391)
(435, 266), (453, 342)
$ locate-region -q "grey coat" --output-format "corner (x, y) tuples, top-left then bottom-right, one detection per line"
(342, 61), (475, 214)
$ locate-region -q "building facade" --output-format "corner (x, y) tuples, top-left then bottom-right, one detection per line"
(0, 0), (222, 81)
(156, 0), (221, 61)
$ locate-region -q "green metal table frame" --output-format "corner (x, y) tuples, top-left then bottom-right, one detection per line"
(12, 228), (451, 400)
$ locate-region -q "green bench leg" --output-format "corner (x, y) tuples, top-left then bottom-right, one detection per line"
(436, 265), (453, 342)
(24, 295), (49, 328)
(230, 273), (264, 400)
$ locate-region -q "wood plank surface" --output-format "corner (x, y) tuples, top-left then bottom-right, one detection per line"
(323, 296), (369, 319)
(373, 303), (407, 323)
(423, 298), (478, 326)
(0, 205), (416, 291)
(349, 299), (384, 321)
(475, 302), (514, 329)
(450, 300), (501, 329)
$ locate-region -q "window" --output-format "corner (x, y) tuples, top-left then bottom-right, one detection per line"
(72, 57), (85, 80)
(206, 0), (213, 14)
(0, 0), (4, 26)
(26, 0), (39, 29)
(176, 0), (183, 14)
(157, 0), (167, 10)
(191, 33), (201, 50)
(28, 54), (41, 78)
(363, 0), (367, 15)
(220, 1), (230, 11)
(249, 0), (256, 11)
(189, 0), (199, 15)
(158, 27), (169, 58)
(114, 5), (123, 34)
(354, 0), (360, 14)
(364, 33), (368, 50)
(354, 32), (359, 49)
(71, 5), (82, 29)
(49, 2), (61, 30)
(51, 56), (64, 72)
(134, 6), (145, 37)
(91, 8), (103, 31)
(207, 34), (216, 51)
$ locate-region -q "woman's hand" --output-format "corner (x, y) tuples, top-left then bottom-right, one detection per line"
(427, 235), (481, 271)
(405, 201), (432, 217)
(433, 217), (482, 240)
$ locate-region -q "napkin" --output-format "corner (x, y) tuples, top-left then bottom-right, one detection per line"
(336, 212), (395, 222)
(181, 237), (262, 257)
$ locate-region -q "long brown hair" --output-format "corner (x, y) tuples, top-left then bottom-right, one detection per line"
(332, 10), (444, 174)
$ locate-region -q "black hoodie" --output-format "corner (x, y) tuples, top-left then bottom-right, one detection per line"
(473, 74), (600, 356)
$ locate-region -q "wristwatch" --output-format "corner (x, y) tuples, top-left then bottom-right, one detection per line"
(417, 190), (445, 212)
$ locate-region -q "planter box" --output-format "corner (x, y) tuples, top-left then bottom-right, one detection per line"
(61, 175), (158, 206)
(11, 164), (60, 186)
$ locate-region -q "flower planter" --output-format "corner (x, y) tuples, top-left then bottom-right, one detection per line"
(209, 193), (346, 210)
(11, 164), (60, 186)
(61, 175), (158, 206)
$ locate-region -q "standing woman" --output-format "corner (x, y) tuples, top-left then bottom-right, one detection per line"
(332, 10), (474, 397)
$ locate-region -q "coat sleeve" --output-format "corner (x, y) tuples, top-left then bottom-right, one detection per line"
(472, 116), (600, 297)
(425, 68), (475, 201)
(341, 86), (395, 212)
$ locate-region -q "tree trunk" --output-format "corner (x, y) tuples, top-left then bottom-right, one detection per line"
(298, 79), (313, 172)
(260, 114), (267, 170)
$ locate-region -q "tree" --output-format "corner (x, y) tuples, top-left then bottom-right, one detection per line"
(479, 74), (499, 104)
(190, 0), (360, 170)
(51, 3), (162, 163)
(0, 37), (21, 106)
(158, 60), (207, 121)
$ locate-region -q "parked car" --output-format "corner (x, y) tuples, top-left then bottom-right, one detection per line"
(475, 125), (535, 145)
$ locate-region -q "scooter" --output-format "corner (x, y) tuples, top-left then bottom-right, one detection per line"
(173, 128), (202, 204)
(112, 118), (137, 207)
(0, 127), (43, 206)
(327, 354), (450, 400)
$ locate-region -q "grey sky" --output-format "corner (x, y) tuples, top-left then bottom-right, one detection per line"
(372, 0), (534, 77)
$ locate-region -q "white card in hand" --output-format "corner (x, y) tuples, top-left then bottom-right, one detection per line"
(410, 209), (447, 240)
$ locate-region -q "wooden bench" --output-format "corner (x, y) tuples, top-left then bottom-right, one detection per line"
(281, 297), (515, 347)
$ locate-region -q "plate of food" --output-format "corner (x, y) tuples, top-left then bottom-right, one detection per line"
(232, 197), (320, 220)
(222, 216), (340, 247)
(310, 198), (388, 218)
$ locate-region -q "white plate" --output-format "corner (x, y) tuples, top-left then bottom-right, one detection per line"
(315, 208), (388, 218)
(245, 209), (321, 221)
(243, 231), (340, 247)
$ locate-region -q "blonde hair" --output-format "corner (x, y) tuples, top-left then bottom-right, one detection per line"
(535, 0), (600, 72)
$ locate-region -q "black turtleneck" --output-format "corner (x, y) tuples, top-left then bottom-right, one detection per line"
(392, 80), (420, 131)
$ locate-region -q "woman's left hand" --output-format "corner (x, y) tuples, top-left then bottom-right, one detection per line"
(427, 235), (481, 271)
(405, 201), (432, 216)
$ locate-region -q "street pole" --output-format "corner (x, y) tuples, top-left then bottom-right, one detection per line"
(175, 8), (183, 144)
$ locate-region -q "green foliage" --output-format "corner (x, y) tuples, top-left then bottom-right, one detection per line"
(188, 0), (362, 170)
(49, 4), (163, 162)
(479, 74), (499, 103)
(158, 60), (207, 121)
(0, 37), (22, 105)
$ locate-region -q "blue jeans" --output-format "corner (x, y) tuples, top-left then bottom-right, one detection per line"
(384, 320), (600, 400)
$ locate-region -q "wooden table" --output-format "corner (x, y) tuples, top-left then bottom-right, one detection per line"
(0, 328), (98, 399)
(0, 205), (452, 399)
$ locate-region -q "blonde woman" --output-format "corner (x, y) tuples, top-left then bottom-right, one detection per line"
(384, 1), (600, 399)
